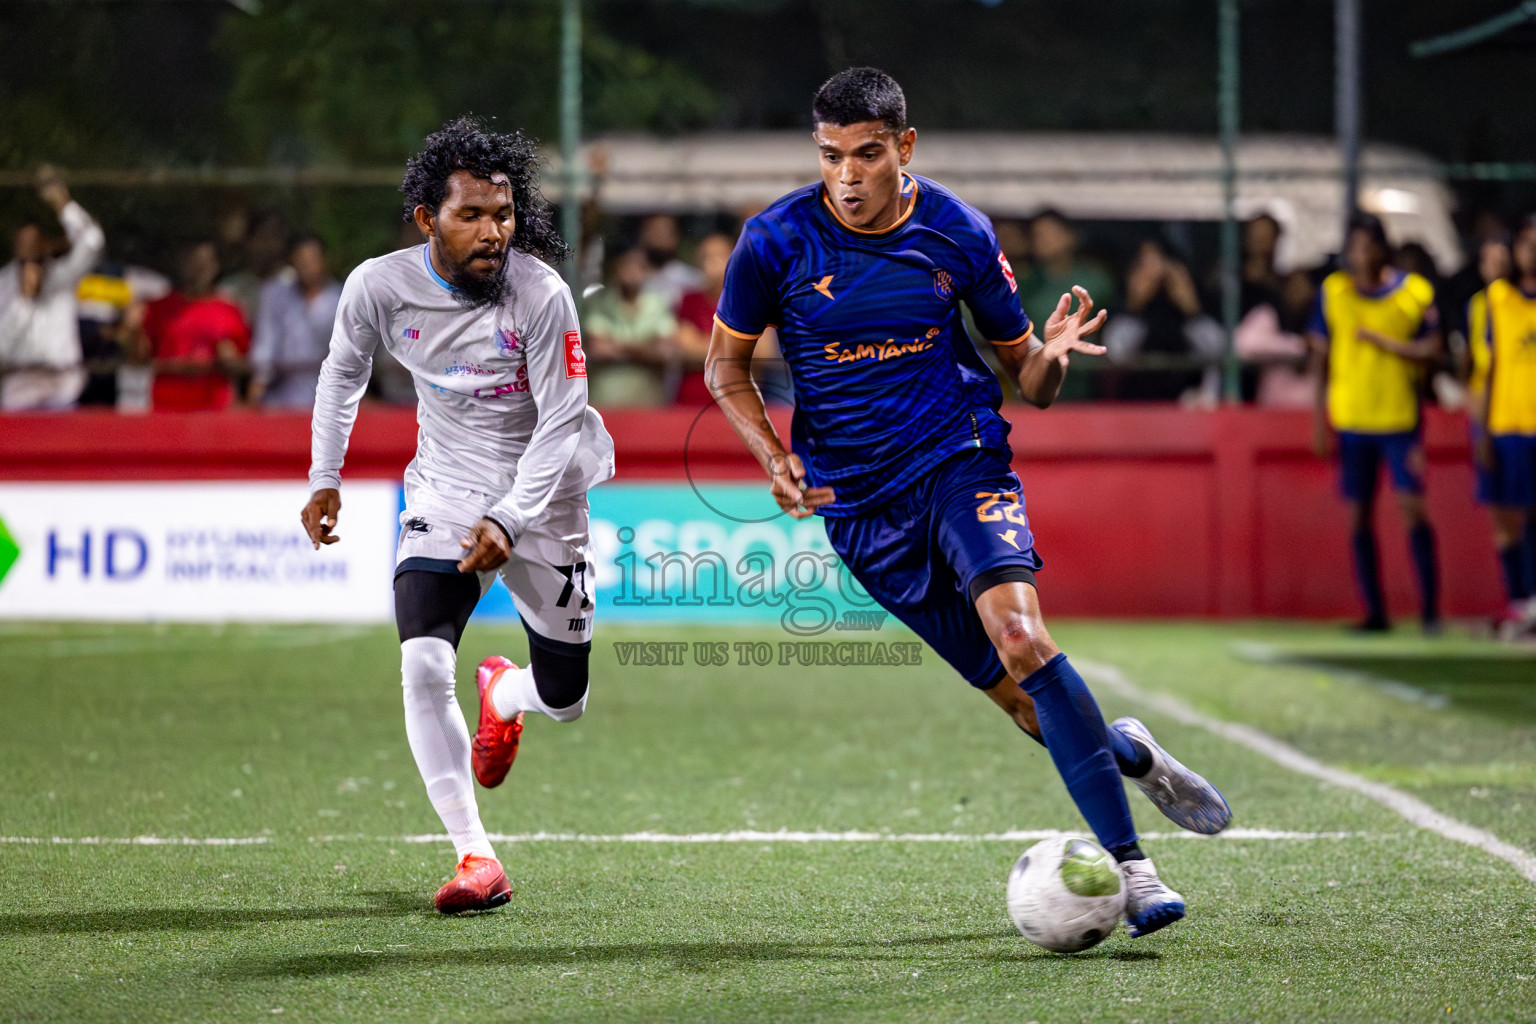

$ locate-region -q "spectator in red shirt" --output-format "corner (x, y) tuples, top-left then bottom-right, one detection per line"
(138, 240), (251, 410)
(675, 233), (733, 405)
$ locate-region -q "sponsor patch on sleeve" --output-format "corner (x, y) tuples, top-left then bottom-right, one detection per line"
(564, 330), (587, 379)
(997, 250), (1018, 294)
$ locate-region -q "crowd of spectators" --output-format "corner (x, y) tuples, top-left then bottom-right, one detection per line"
(0, 164), (1523, 416)
(0, 170), (347, 414)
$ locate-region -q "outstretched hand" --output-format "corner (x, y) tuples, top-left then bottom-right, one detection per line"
(36, 165), (69, 214)
(769, 451), (835, 520)
(301, 488), (342, 549)
(1040, 285), (1109, 368)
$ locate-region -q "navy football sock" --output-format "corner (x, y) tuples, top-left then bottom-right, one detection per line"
(1409, 522), (1440, 624)
(1022, 712), (1150, 778)
(1019, 653), (1138, 854)
(1498, 542), (1530, 603)
(1350, 528), (1386, 624)
(1523, 519), (1536, 598)
(1012, 698), (1150, 777)
(1110, 728), (1153, 778)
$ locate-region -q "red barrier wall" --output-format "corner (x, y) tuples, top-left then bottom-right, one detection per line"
(0, 405), (1501, 619)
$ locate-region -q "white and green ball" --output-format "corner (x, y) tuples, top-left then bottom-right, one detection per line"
(1006, 836), (1126, 952)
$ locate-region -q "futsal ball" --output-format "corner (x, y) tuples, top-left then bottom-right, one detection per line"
(1006, 836), (1126, 952)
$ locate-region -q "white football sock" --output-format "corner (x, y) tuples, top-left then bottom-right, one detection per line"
(400, 637), (495, 862)
(490, 663), (587, 723)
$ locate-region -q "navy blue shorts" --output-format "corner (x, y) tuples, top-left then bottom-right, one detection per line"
(1337, 430), (1424, 502)
(1488, 434), (1536, 507)
(823, 447), (1044, 689)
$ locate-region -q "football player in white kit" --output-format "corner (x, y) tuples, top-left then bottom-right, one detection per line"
(301, 117), (614, 912)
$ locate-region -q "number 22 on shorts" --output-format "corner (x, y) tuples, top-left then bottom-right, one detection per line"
(975, 491), (1027, 525)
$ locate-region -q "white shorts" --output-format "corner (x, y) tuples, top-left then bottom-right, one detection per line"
(394, 493), (595, 645)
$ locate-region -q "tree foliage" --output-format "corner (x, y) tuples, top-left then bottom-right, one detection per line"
(217, 0), (719, 167)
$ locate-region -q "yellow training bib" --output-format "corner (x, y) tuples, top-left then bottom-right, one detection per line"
(1321, 270), (1434, 433)
(1477, 279), (1536, 436)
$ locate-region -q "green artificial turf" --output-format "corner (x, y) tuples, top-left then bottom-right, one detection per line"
(1, 620), (1534, 1023)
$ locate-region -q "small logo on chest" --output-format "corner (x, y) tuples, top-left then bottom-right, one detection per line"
(402, 328), (421, 340)
(813, 275), (836, 301)
(933, 269), (955, 299)
(495, 328), (521, 356)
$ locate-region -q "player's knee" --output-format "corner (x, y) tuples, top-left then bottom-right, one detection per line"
(528, 637), (589, 723)
(400, 636), (456, 697)
(992, 615), (1056, 677)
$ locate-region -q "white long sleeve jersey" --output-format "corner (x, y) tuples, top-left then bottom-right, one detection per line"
(0, 201), (105, 369)
(308, 245), (615, 542)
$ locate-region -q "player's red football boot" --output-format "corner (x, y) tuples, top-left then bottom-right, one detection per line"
(471, 655), (523, 788)
(433, 854), (512, 913)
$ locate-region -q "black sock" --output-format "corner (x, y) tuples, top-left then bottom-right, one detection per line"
(1109, 842), (1146, 863)
(1110, 733), (1154, 778)
(1409, 522), (1440, 624)
(1499, 542), (1530, 603)
(1351, 528), (1386, 624)
(1523, 519), (1536, 599)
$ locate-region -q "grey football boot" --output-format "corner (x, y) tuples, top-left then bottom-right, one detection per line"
(1112, 716), (1232, 835)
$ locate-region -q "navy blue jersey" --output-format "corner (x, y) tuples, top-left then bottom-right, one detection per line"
(715, 172), (1032, 516)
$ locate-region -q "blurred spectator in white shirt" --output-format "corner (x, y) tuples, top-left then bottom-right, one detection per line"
(0, 168), (105, 411)
(248, 235), (341, 409)
(637, 213), (703, 311)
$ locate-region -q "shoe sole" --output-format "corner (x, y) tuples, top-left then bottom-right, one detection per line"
(472, 726), (520, 790)
(435, 884), (513, 914)
(473, 658), (521, 789)
(1116, 717), (1232, 836)
(1127, 900), (1186, 938)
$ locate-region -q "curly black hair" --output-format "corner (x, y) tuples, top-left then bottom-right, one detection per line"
(812, 67), (907, 133)
(400, 115), (571, 266)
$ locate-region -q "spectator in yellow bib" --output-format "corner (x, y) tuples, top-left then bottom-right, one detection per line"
(1468, 215), (1536, 633)
(1308, 213), (1442, 632)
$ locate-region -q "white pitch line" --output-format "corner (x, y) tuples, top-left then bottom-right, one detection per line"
(0, 835), (268, 846)
(1077, 658), (1536, 885)
(325, 828), (1370, 845)
(0, 829), (1371, 848)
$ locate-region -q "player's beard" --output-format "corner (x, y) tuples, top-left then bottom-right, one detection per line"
(447, 251), (511, 310)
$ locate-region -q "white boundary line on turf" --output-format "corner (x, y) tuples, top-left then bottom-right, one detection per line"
(0, 836), (269, 846)
(352, 827), (1372, 845)
(0, 829), (1373, 847)
(1076, 658), (1536, 884)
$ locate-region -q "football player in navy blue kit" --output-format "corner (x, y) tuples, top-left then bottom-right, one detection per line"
(706, 69), (1231, 937)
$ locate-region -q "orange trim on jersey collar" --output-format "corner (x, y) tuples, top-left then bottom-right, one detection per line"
(713, 314), (762, 341)
(988, 324), (1035, 347)
(822, 173), (920, 236)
